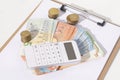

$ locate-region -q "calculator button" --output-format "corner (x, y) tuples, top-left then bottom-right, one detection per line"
(33, 45), (41, 66)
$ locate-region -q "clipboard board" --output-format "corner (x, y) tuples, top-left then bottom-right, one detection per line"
(1, 0), (119, 80)
(52, 0), (120, 79)
(18, 0), (120, 79)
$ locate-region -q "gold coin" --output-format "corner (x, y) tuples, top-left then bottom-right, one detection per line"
(20, 30), (31, 43)
(67, 13), (79, 25)
(48, 8), (59, 19)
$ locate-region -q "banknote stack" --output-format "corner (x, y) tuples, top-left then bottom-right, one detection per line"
(26, 18), (58, 43)
(20, 18), (105, 75)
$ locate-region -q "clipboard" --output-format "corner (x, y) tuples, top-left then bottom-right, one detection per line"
(19, 0), (120, 79)
(0, 0), (119, 80)
(18, 0), (120, 79)
(52, 0), (120, 79)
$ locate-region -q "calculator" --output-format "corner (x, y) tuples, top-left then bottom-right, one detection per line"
(24, 41), (81, 68)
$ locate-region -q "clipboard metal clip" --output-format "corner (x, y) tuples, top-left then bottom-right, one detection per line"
(60, 4), (111, 27)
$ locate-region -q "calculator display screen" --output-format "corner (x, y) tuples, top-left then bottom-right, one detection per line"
(64, 42), (76, 60)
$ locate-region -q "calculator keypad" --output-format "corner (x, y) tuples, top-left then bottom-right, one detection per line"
(32, 43), (65, 66)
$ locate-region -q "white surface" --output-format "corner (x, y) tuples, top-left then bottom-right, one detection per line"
(0, 0), (120, 80)
(0, 0), (41, 49)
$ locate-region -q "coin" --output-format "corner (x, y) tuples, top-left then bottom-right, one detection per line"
(20, 30), (31, 43)
(67, 13), (79, 25)
(48, 8), (59, 19)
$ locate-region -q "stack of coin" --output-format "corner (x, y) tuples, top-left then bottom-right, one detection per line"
(20, 30), (31, 43)
(48, 8), (59, 19)
(67, 13), (79, 25)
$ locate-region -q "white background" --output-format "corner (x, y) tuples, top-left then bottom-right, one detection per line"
(0, 0), (120, 80)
